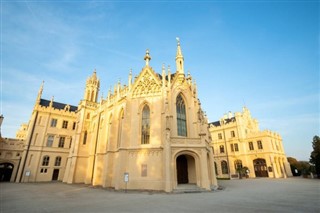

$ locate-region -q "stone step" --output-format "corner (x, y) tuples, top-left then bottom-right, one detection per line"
(174, 184), (207, 193)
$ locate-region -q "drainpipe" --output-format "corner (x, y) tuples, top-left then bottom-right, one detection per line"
(222, 128), (231, 179)
(19, 111), (38, 182)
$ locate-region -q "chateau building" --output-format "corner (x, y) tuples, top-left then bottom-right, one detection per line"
(2, 40), (217, 192)
(209, 107), (292, 179)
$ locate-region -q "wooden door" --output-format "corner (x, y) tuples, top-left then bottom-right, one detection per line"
(177, 155), (188, 184)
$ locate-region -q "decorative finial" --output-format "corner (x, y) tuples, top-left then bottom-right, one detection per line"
(176, 37), (180, 45)
(144, 49), (151, 66)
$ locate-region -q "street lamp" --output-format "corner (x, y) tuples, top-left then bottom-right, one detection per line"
(0, 114), (4, 138)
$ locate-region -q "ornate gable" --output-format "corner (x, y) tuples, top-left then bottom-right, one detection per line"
(132, 68), (162, 98)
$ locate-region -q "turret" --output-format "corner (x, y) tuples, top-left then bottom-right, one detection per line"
(175, 37), (184, 74)
(84, 70), (100, 103)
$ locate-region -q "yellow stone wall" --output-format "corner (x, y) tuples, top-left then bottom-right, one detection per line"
(209, 107), (292, 179)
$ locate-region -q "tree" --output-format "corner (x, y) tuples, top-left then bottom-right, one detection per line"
(310, 135), (320, 178)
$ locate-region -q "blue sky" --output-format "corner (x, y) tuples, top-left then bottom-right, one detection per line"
(1, 1), (319, 161)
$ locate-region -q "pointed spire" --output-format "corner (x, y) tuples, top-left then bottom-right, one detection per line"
(162, 63), (166, 87)
(36, 81), (44, 104)
(176, 37), (184, 74)
(49, 96), (54, 107)
(128, 69), (132, 90)
(168, 65), (171, 87)
(144, 49), (151, 67)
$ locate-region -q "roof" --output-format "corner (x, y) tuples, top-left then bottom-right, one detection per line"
(209, 117), (236, 127)
(39, 99), (78, 112)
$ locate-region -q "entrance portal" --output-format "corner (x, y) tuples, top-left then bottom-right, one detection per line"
(253, 158), (268, 177)
(52, 169), (59, 181)
(176, 155), (196, 184)
(0, 163), (14, 182)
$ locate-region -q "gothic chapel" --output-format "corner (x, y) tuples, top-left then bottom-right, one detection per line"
(63, 40), (217, 192)
(12, 39), (217, 192)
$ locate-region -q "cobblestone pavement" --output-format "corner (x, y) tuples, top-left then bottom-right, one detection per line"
(0, 177), (319, 213)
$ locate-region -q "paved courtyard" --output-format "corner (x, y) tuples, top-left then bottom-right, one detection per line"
(0, 178), (319, 213)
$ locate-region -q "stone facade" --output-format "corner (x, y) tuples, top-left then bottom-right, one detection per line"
(209, 107), (292, 179)
(1, 40), (217, 192)
(0, 137), (24, 182)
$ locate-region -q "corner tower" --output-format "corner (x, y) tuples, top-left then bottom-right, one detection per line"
(84, 70), (100, 102)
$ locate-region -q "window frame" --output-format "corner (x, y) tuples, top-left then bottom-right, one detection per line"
(176, 94), (187, 137)
(141, 105), (150, 145)
(42, 156), (50, 166)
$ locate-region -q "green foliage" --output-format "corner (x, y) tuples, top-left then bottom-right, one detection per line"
(310, 135), (320, 177)
(287, 157), (312, 176)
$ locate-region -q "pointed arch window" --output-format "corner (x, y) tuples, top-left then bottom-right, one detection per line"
(176, 94), (187, 136)
(117, 109), (124, 148)
(141, 105), (150, 144)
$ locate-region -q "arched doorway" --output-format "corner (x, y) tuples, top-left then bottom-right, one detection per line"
(0, 163), (14, 182)
(253, 158), (268, 177)
(176, 155), (196, 184)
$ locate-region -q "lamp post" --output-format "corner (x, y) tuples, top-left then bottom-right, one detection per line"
(0, 114), (4, 138)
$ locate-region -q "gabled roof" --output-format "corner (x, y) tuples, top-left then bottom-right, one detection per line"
(39, 99), (78, 112)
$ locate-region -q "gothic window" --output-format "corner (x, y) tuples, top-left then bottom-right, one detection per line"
(47, 135), (54, 147)
(117, 109), (124, 148)
(249, 142), (254, 150)
(91, 90), (94, 102)
(141, 105), (150, 144)
(83, 131), (87, 145)
(257, 140), (263, 149)
(220, 145), (225, 153)
(42, 156), (50, 166)
(176, 94), (187, 136)
(55, 156), (61, 166)
(221, 160), (228, 174)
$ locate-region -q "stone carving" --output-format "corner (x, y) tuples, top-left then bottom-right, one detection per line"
(132, 70), (161, 97)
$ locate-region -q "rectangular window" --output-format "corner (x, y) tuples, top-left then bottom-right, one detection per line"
(220, 145), (225, 153)
(40, 168), (48, 173)
(58, 137), (65, 148)
(231, 131), (235, 137)
(218, 133), (222, 140)
(141, 164), (147, 177)
(83, 131), (87, 145)
(72, 122), (76, 130)
(234, 143), (239, 152)
(249, 142), (254, 150)
(62, 120), (68, 129)
(257, 140), (263, 149)
(51, 118), (58, 127)
(230, 144), (234, 152)
(46, 135), (54, 147)
(55, 157), (61, 166)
